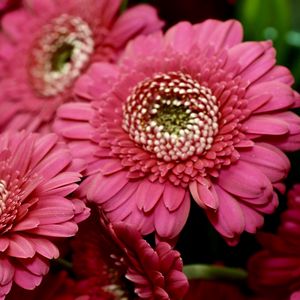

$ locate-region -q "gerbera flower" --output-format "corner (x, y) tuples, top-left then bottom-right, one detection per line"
(0, 131), (89, 299)
(0, 0), (163, 132)
(248, 184), (300, 300)
(54, 20), (300, 244)
(71, 208), (189, 300)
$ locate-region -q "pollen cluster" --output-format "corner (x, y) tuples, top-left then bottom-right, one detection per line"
(29, 14), (94, 97)
(123, 72), (219, 162)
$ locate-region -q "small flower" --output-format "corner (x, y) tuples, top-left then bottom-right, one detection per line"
(55, 20), (300, 244)
(0, 131), (89, 299)
(70, 208), (189, 300)
(0, 0), (163, 132)
(248, 184), (300, 300)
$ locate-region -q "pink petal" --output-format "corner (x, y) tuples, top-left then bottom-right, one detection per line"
(195, 19), (242, 52)
(23, 237), (59, 259)
(0, 238), (9, 252)
(163, 183), (186, 212)
(246, 81), (294, 113)
(72, 198), (90, 223)
(9, 133), (35, 177)
(0, 258), (14, 285)
(165, 22), (194, 54)
(239, 203), (264, 233)
(30, 222), (78, 237)
(256, 65), (294, 85)
(154, 192), (190, 239)
(206, 185), (245, 241)
(99, 0), (122, 26)
(86, 171), (129, 203)
(243, 115), (289, 135)
(74, 63), (120, 99)
(7, 234), (35, 258)
(124, 207), (155, 235)
(107, 198), (137, 223)
(102, 181), (138, 211)
(167, 270), (189, 298)
(1, 10), (30, 41)
(291, 291), (300, 300)
(25, 0), (56, 15)
(37, 172), (81, 196)
(225, 41), (273, 79)
(14, 267), (42, 290)
(58, 122), (95, 139)
(110, 4), (164, 49)
(189, 181), (219, 210)
(217, 160), (271, 199)
(240, 44), (275, 84)
(135, 180), (165, 213)
(29, 133), (58, 170)
(121, 31), (165, 61)
(34, 149), (72, 180)
(265, 111), (300, 151)
(11, 218), (40, 232)
(240, 143), (290, 183)
(56, 102), (94, 121)
(20, 255), (49, 276)
(28, 205), (75, 225)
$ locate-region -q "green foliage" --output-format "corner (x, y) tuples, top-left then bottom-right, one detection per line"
(236, 0), (300, 87)
(237, 0), (291, 63)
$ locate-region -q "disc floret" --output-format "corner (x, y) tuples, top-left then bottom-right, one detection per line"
(123, 71), (219, 162)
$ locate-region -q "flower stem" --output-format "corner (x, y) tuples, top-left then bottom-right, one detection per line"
(56, 258), (73, 270)
(183, 264), (247, 281)
(120, 0), (128, 12)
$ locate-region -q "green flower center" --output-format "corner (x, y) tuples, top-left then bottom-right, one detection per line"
(51, 42), (74, 72)
(153, 102), (191, 135)
(29, 14), (94, 97)
(123, 71), (220, 162)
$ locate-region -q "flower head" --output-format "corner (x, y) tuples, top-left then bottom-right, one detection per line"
(0, 131), (89, 299)
(248, 184), (300, 300)
(71, 208), (189, 300)
(55, 20), (300, 244)
(0, 0), (163, 132)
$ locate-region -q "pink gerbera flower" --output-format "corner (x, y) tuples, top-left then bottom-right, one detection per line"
(0, 131), (89, 299)
(248, 184), (300, 300)
(54, 20), (300, 244)
(71, 208), (189, 300)
(0, 0), (163, 132)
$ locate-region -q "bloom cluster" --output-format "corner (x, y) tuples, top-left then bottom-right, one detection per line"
(248, 184), (300, 300)
(1, 0), (300, 299)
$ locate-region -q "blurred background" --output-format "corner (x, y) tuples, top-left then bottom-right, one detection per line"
(127, 0), (300, 271)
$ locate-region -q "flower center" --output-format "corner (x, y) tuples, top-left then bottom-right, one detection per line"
(29, 14), (94, 97)
(0, 180), (9, 215)
(123, 72), (219, 162)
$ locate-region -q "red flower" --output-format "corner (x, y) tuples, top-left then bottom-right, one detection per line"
(248, 185), (300, 300)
